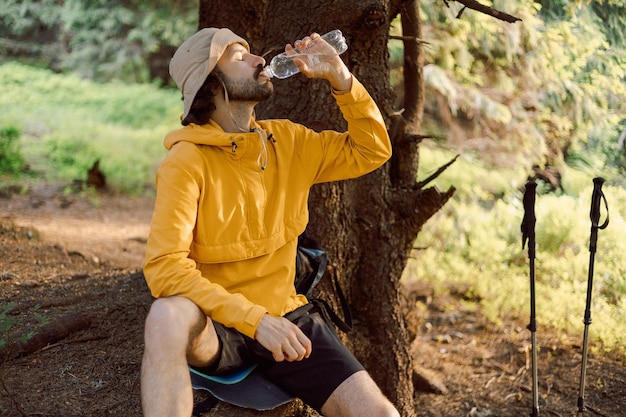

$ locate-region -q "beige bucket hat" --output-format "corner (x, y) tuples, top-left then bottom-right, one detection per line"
(169, 28), (249, 119)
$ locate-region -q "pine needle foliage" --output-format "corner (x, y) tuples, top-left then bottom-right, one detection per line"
(0, 0), (198, 83)
(418, 0), (626, 175)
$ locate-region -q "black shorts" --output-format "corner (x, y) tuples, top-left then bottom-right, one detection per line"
(198, 308), (364, 412)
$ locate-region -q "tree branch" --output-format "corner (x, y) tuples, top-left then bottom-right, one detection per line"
(446, 0), (522, 23)
(416, 154), (459, 189)
(407, 133), (445, 142)
(389, 35), (430, 45)
(389, 1), (424, 189)
(390, 186), (456, 230)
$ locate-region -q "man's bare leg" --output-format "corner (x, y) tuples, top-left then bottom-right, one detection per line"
(141, 296), (219, 417)
(320, 370), (400, 417)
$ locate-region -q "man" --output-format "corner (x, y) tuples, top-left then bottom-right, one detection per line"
(141, 27), (398, 417)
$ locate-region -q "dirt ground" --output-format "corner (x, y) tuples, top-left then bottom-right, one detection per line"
(0, 184), (624, 417)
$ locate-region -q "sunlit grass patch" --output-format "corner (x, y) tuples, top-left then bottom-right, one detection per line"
(0, 62), (180, 193)
(407, 145), (626, 353)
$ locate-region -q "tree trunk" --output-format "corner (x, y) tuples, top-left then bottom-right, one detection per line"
(199, 1), (454, 415)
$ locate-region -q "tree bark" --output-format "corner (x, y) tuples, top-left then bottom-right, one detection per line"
(199, 1), (454, 415)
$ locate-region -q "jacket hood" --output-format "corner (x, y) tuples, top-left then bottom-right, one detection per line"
(164, 120), (272, 170)
(164, 120), (241, 151)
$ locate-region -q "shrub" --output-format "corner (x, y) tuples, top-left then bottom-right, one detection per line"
(407, 146), (626, 353)
(0, 126), (26, 175)
(0, 62), (177, 193)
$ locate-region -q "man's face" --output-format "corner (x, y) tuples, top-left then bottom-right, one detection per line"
(215, 43), (273, 103)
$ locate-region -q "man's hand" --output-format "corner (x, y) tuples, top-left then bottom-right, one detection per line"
(254, 314), (312, 362)
(287, 33), (352, 92)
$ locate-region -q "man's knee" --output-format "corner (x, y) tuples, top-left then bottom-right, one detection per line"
(144, 297), (205, 348)
(321, 371), (399, 417)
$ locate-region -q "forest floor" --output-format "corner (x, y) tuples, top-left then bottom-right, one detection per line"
(0, 184), (624, 417)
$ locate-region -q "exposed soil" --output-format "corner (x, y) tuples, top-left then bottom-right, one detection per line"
(0, 184), (624, 417)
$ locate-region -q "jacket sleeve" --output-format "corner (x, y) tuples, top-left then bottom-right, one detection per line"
(143, 146), (267, 339)
(297, 76), (392, 184)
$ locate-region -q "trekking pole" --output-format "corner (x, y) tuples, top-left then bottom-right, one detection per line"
(577, 177), (609, 413)
(521, 179), (539, 417)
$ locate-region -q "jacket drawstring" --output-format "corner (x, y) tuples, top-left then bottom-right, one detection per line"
(251, 128), (268, 171)
(228, 130), (271, 171)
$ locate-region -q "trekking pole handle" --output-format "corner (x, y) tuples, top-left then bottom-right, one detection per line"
(522, 180), (537, 257)
(589, 177), (609, 253)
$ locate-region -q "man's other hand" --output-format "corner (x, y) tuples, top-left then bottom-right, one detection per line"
(254, 314), (312, 362)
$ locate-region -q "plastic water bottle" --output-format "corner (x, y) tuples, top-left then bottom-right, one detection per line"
(263, 29), (348, 79)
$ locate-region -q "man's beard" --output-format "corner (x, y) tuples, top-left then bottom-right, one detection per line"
(216, 67), (273, 103)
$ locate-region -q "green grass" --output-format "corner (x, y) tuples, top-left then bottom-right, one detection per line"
(406, 143), (626, 353)
(0, 61), (181, 193)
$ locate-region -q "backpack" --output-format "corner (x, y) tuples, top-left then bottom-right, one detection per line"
(295, 231), (352, 332)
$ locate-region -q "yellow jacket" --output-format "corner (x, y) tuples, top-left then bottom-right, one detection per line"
(144, 77), (391, 338)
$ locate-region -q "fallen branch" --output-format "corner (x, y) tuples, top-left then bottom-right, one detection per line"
(38, 334), (109, 353)
(8, 293), (103, 316)
(584, 405), (612, 417)
(0, 312), (93, 361)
